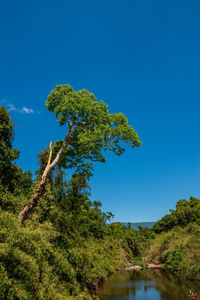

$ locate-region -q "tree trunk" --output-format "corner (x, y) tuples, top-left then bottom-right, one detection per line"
(18, 173), (49, 223)
(18, 124), (72, 223)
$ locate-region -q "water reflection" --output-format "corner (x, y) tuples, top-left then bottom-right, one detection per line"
(99, 269), (200, 300)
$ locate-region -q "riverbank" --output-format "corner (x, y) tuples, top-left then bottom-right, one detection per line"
(146, 223), (200, 281)
(124, 262), (163, 271)
(86, 261), (163, 295)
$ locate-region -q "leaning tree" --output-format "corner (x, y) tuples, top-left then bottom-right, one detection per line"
(19, 84), (141, 223)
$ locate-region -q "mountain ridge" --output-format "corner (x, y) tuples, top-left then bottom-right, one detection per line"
(122, 222), (155, 230)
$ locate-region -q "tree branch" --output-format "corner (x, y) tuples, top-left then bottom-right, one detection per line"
(18, 123), (74, 223)
(47, 141), (53, 167)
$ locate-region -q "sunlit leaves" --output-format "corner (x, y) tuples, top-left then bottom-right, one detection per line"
(45, 84), (141, 167)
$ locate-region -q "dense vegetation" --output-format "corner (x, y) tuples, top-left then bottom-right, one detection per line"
(0, 87), (199, 299)
(152, 196), (200, 234)
(146, 196), (200, 280)
(0, 91), (144, 299)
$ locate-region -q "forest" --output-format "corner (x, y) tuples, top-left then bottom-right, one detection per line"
(0, 85), (200, 299)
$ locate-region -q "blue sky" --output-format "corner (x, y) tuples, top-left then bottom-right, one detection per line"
(1, 0), (200, 222)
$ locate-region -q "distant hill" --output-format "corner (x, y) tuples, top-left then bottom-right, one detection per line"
(122, 222), (155, 230)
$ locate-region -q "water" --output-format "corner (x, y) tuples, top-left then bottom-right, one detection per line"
(99, 269), (200, 300)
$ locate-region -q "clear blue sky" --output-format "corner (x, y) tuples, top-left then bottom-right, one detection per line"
(1, 0), (200, 222)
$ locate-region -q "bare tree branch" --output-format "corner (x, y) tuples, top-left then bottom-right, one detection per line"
(18, 123), (73, 223)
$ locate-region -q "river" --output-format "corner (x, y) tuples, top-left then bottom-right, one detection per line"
(98, 269), (200, 300)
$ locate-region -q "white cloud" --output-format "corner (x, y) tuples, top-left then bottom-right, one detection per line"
(21, 107), (34, 114)
(0, 99), (36, 115)
(7, 103), (17, 112)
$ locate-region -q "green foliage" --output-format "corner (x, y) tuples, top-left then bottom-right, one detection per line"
(165, 249), (186, 275)
(153, 196), (200, 233)
(0, 262), (12, 299)
(146, 198), (200, 280)
(0, 93), (142, 299)
(0, 106), (32, 195)
(0, 210), (77, 299)
(147, 222), (200, 280)
(0, 106), (18, 163)
(45, 84), (141, 170)
(109, 222), (154, 259)
(0, 143), (139, 299)
(0, 198), (134, 299)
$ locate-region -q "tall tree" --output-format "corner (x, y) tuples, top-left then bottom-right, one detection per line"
(19, 84), (141, 222)
(0, 106), (32, 195)
(0, 106), (19, 170)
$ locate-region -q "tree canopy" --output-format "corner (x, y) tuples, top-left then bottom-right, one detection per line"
(19, 84), (141, 222)
(152, 196), (200, 233)
(0, 106), (32, 194)
(46, 84), (141, 168)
